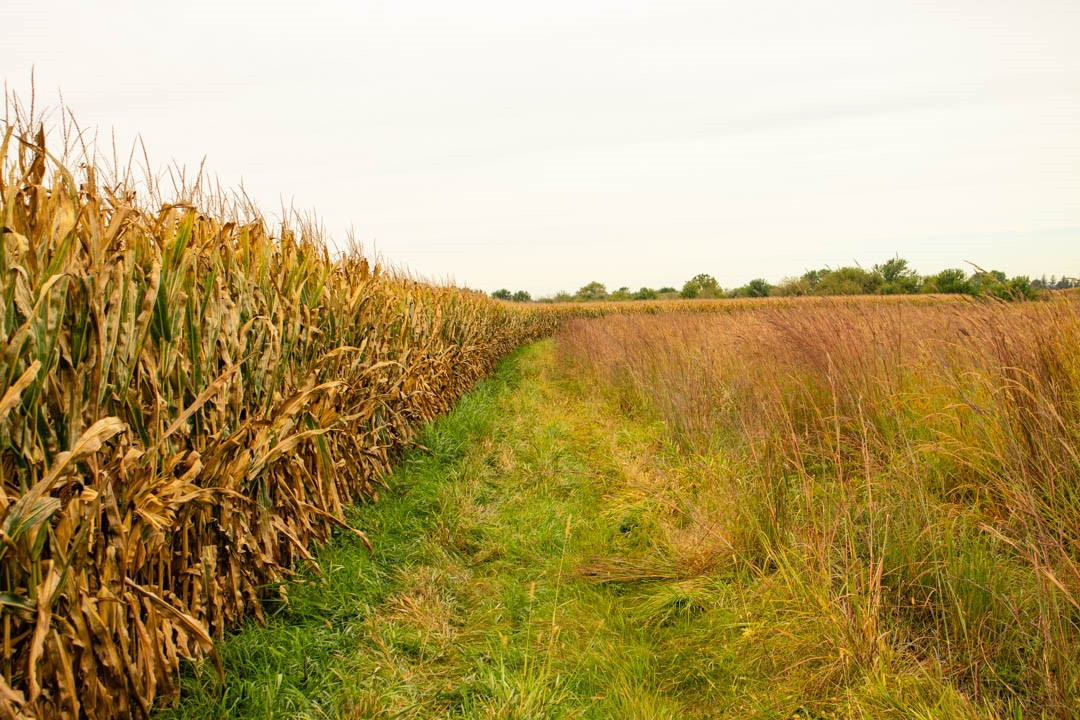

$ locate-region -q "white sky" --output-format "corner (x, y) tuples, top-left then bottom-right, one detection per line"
(5, 0), (1079, 296)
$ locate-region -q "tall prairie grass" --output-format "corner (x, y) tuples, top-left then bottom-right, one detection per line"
(558, 298), (1080, 716)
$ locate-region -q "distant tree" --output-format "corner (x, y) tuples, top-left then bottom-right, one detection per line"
(774, 277), (811, 296)
(658, 287), (677, 294)
(576, 281), (608, 301)
(873, 256), (920, 294)
(511, 290), (532, 302)
(634, 287), (659, 300)
(801, 268), (829, 289)
(924, 268), (970, 294)
(746, 278), (772, 298)
(969, 270), (1009, 297)
(610, 286), (632, 301)
(491, 289), (513, 300)
(681, 273), (721, 299)
(1003, 275), (1038, 300)
(972, 274), (1037, 300)
(874, 256), (909, 282)
(553, 291), (574, 303)
(814, 266), (881, 295)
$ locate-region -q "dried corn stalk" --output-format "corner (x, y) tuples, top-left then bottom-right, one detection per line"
(0, 117), (560, 718)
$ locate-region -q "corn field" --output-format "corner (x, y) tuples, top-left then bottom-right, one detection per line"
(0, 119), (563, 718)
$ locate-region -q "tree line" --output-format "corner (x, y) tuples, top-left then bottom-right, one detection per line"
(491, 258), (1077, 303)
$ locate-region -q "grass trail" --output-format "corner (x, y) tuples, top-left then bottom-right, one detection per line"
(162, 339), (738, 719)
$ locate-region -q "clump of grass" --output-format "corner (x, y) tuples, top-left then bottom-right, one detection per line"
(557, 297), (1080, 716)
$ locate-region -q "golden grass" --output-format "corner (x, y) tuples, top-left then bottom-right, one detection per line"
(557, 297), (1080, 716)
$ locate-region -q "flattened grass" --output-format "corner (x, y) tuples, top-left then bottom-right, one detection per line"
(163, 342), (754, 719)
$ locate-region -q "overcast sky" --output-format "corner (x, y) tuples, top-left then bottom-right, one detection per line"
(5, 0), (1079, 296)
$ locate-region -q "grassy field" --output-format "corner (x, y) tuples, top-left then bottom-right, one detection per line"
(558, 298), (1080, 717)
(163, 295), (1080, 719)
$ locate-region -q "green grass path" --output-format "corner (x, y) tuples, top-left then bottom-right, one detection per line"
(162, 340), (740, 719)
